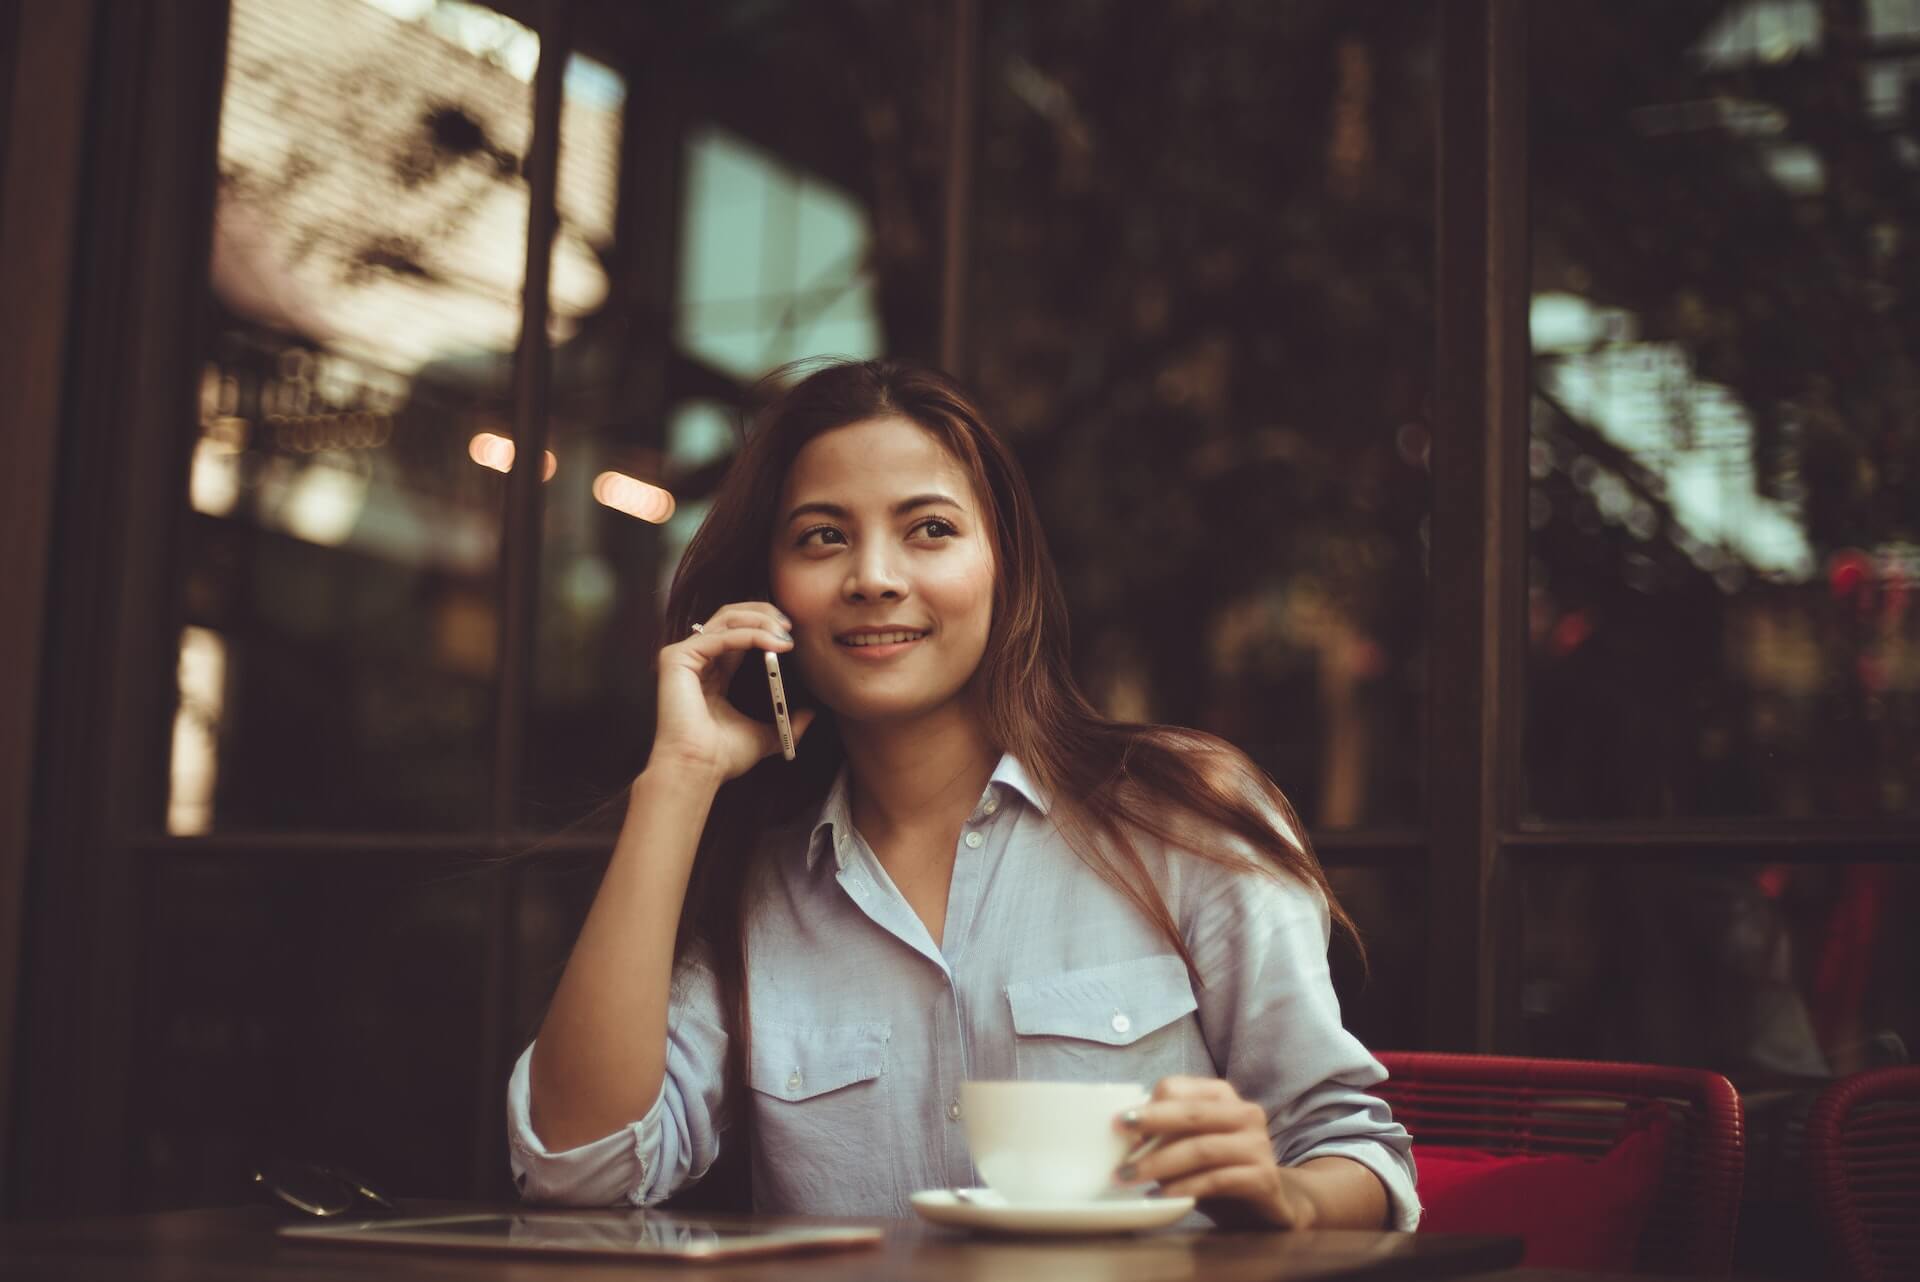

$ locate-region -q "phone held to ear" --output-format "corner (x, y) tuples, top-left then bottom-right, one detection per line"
(764, 651), (797, 761)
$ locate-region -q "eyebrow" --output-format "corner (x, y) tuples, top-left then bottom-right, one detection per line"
(783, 493), (966, 524)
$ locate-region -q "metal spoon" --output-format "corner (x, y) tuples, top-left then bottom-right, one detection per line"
(1118, 1132), (1167, 1172)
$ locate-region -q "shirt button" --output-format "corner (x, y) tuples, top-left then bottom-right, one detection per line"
(1111, 1012), (1132, 1035)
(964, 831), (984, 849)
(787, 1070), (803, 1093)
(983, 797), (999, 814)
(947, 1100), (962, 1121)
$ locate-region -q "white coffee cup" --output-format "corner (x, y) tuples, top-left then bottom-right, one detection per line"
(959, 1080), (1147, 1203)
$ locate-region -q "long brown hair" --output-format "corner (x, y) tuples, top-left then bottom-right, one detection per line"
(664, 357), (1359, 1110)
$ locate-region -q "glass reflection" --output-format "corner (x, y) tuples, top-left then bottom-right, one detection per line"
(1520, 860), (1919, 1082)
(677, 127), (885, 379)
(967, 1), (1435, 829)
(523, 3), (946, 819)
(170, 0), (546, 831)
(1528, 1), (1920, 821)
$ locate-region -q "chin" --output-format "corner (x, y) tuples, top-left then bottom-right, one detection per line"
(829, 688), (970, 727)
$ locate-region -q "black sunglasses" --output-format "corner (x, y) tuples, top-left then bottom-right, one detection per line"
(253, 1159), (397, 1218)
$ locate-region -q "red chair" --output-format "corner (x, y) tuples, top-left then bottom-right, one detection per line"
(1376, 1052), (1745, 1275)
(1806, 1066), (1920, 1282)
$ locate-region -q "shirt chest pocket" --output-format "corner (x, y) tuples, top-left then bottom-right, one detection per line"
(746, 1020), (895, 1203)
(1005, 954), (1204, 1085)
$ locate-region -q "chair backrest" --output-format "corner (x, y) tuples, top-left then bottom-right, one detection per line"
(1376, 1051), (1745, 1276)
(1806, 1066), (1920, 1282)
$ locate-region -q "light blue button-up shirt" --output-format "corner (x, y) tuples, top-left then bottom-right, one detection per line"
(507, 753), (1421, 1228)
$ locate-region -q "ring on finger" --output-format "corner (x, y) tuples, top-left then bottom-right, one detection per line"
(690, 622), (705, 634)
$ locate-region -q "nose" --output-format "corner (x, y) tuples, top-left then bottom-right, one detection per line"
(843, 542), (909, 603)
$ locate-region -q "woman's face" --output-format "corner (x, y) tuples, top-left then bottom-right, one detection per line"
(769, 415), (996, 727)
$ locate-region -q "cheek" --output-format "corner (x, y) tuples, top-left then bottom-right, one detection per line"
(770, 563), (831, 623)
(925, 557), (996, 633)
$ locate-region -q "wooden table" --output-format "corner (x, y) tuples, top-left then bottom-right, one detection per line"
(0, 1206), (1522, 1281)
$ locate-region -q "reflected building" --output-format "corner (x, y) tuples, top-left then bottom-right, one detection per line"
(1520, 0), (1920, 1085)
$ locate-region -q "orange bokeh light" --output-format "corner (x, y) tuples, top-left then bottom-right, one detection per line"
(467, 433), (556, 480)
(592, 471), (675, 523)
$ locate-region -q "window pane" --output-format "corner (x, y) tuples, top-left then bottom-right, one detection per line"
(131, 854), (491, 1206)
(968, 1), (1435, 830)
(521, 4), (947, 818)
(171, 0), (543, 831)
(1519, 858), (1920, 1080)
(1528, 2), (1920, 820)
(1327, 864), (1426, 1051)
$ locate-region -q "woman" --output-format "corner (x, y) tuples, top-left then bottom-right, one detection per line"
(509, 359), (1418, 1230)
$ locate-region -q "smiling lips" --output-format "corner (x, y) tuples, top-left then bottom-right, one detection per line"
(836, 628), (931, 649)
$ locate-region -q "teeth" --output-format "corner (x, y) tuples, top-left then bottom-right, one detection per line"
(842, 630), (926, 647)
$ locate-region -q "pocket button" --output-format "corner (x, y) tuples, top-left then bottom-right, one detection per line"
(1111, 1012), (1132, 1035)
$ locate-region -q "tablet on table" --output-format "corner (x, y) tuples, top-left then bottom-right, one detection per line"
(279, 1211), (885, 1261)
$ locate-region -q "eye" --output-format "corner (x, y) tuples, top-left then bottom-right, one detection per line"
(797, 525), (846, 547)
(914, 517), (959, 539)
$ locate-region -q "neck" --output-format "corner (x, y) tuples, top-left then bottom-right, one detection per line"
(840, 702), (999, 849)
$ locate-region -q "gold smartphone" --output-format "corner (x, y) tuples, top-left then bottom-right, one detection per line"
(764, 650), (796, 761)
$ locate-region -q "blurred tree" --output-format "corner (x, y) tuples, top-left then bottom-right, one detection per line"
(964, 0), (1436, 827)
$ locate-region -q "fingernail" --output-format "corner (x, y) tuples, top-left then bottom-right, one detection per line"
(778, 631), (794, 642)
(1120, 1108), (1141, 1127)
(1115, 1164), (1136, 1181)
(1145, 1188), (1164, 1199)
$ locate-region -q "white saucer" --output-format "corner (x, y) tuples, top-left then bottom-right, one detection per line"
(909, 1189), (1196, 1235)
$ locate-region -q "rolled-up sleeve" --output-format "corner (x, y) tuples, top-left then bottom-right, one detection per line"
(506, 958), (731, 1207)
(1186, 858), (1422, 1231)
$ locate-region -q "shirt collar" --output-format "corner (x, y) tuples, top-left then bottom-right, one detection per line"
(804, 750), (1052, 872)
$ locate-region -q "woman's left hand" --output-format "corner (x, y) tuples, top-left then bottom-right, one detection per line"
(1115, 1076), (1318, 1229)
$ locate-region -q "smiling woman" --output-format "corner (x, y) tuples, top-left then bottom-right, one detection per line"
(511, 359), (1414, 1231)
(772, 419), (995, 730)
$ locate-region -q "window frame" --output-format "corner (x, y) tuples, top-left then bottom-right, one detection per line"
(14, 0), (1920, 1215)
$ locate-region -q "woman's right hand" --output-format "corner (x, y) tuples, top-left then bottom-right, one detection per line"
(647, 601), (816, 784)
